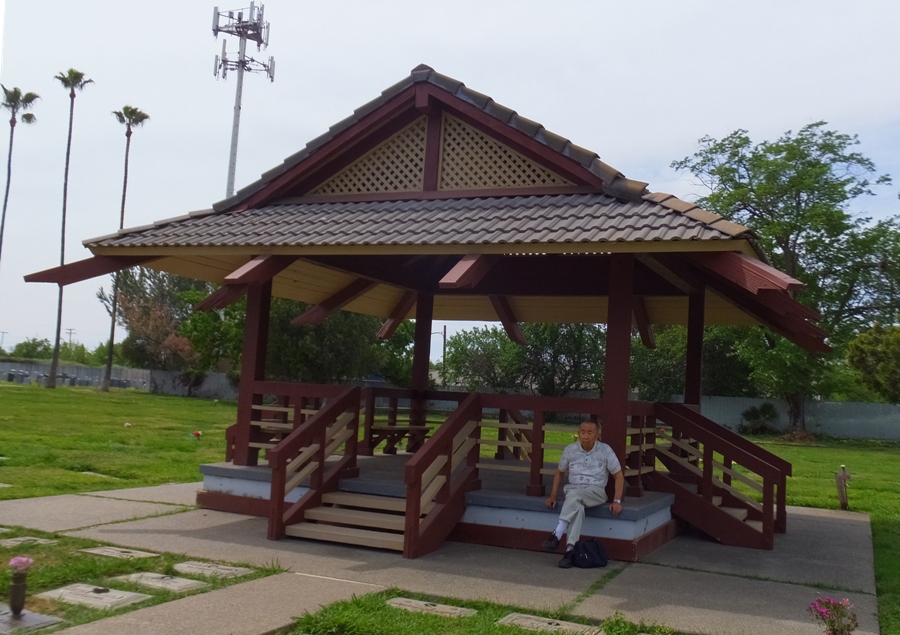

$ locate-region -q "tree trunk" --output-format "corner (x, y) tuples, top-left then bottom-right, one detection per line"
(0, 118), (16, 272)
(48, 90), (77, 389)
(785, 392), (806, 431)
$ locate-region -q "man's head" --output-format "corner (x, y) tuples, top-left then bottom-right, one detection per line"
(577, 420), (600, 450)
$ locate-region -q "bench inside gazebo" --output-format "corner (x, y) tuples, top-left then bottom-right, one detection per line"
(27, 65), (825, 560)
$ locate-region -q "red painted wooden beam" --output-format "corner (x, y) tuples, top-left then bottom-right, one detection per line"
(688, 252), (804, 294)
(636, 254), (703, 295)
(439, 254), (499, 290)
(489, 295), (526, 345)
(758, 289), (822, 321)
(291, 278), (378, 326)
(24, 255), (157, 286)
(377, 291), (417, 340)
(224, 255), (298, 285)
(422, 111), (443, 191)
(195, 283), (248, 312)
(632, 296), (656, 349)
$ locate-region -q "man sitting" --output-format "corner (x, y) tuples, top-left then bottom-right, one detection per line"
(542, 419), (624, 568)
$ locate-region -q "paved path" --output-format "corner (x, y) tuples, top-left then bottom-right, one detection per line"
(0, 486), (881, 635)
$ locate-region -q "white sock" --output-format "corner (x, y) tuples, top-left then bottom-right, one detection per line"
(554, 520), (568, 540)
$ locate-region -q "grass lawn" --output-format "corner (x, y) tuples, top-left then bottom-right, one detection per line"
(2, 383), (898, 633)
(0, 382), (235, 499)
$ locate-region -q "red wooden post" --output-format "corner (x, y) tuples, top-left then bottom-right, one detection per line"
(527, 410), (546, 496)
(685, 289), (705, 406)
(360, 387), (375, 455)
(603, 253), (633, 475)
(701, 443), (714, 502)
(496, 409), (508, 459)
(234, 281), (272, 466)
(410, 293), (434, 431)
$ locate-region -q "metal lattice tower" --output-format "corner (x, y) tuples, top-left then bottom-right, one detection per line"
(212, 3), (275, 198)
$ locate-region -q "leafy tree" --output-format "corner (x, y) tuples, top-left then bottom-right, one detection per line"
(0, 85), (38, 272)
(265, 299), (383, 383)
(672, 122), (896, 429)
(89, 341), (125, 368)
(847, 322), (900, 403)
(47, 69), (93, 389)
(11, 338), (52, 359)
(99, 267), (210, 371)
(58, 341), (91, 365)
(443, 325), (525, 392)
(630, 326), (757, 401)
(375, 320), (415, 388)
(178, 292), (246, 376)
(102, 105), (150, 392)
(443, 323), (605, 397)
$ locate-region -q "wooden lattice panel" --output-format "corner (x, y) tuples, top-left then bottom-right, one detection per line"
(310, 117), (427, 195)
(439, 115), (572, 190)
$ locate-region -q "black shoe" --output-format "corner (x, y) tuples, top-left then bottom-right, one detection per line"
(558, 550), (574, 568)
(542, 533), (559, 552)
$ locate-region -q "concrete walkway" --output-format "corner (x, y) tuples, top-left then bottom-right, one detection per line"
(0, 485), (881, 635)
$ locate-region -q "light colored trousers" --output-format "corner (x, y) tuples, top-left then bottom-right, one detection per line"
(559, 483), (608, 546)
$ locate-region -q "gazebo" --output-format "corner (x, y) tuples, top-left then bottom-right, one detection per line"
(28, 65), (825, 559)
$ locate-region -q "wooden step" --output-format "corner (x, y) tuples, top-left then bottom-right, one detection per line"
(720, 506), (749, 522)
(305, 506), (405, 531)
(323, 490), (435, 515)
(285, 522), (404, 551)
(745, 520), (764, 532)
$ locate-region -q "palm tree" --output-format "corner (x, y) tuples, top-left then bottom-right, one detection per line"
(47, 69), (93, 389)
(102, 106), (150, 392)
(0, 85), (39, 273)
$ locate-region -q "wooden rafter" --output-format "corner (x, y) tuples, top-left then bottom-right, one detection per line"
(687, 252), (804, 294)
(24, 255), (157, 286)
(632, 296), (656, 349)
(377, 291), (417, 340)
(439, 254), (498, 290)
(636, 254), (703, 295)
(224, 255), (298, 285)
(489, 295), (526, 345)
(292, 278), (378, 326)
(195, 284), (248, 312)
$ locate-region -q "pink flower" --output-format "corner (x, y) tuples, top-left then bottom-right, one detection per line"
(9, 556), (33, 573)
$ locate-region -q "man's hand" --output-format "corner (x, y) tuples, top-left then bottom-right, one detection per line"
(609, 501), (622, 516)
(545, 495), (557, 509)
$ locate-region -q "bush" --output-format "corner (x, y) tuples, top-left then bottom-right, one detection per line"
(738, 402), (781, 435)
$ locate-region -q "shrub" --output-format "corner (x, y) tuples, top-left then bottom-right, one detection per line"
(738, 402), (781, 435)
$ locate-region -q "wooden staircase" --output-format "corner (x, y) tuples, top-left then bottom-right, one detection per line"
(285, 491), (415, 551)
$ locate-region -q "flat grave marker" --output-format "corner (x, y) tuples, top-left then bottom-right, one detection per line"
(0, 605), (63, 634)
(0, 537), (57, 548)
(0, 484), (11, 488)
(113, 572), (207, 592)
(173, 561), (252, 578)
(497, 613), (602, 634)
(0, 528), (9, 533)
(35, 584), (151, 610)
(80, 546), (160, 559)
(387, 597), (477, 617)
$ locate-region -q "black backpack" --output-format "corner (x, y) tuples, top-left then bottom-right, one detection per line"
(572, 538), (608, 568)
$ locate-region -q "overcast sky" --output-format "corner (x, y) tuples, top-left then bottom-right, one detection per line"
(0, 0), (897, 360)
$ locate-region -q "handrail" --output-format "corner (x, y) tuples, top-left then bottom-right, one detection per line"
(661, 403), (792, 476)
(404, 393), (481, 558)
(267, 385), (360, 540)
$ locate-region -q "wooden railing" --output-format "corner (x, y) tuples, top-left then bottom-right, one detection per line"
(653, 403), (785, 548)
(359, 387), (468, 455)
(267, 385), (360, 540)
(660, 403), (791, 533)
(403, 393), (481, 558)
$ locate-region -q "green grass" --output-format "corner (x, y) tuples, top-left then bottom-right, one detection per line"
(0, 525), (282, 633)
(0, 382), (236, 499)
(289, 589), (675, 635)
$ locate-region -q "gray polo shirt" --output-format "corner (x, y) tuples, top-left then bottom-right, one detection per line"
(558, 441), (622, 488)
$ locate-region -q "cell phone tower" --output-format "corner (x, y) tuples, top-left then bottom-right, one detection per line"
(212, 3), (275, 198)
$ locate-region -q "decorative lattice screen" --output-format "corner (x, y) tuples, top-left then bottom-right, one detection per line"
(439, 115), (572, 190)
(310, 117), (427, 195)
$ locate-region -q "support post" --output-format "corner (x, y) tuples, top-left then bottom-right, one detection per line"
(233, 281), (272, 465)
(685, 289), (705, 407)
(603, 254), (634, 494)
(410, 293), (434, 439)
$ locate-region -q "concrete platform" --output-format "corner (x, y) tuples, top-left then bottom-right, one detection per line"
(83, 482), (202, 507)
(0, 494), (187, 532)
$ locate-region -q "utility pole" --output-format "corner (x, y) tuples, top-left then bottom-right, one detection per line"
(212, 3), (275, 198)
(66, 328), (76, 347)
(0, 331), (7, 350)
